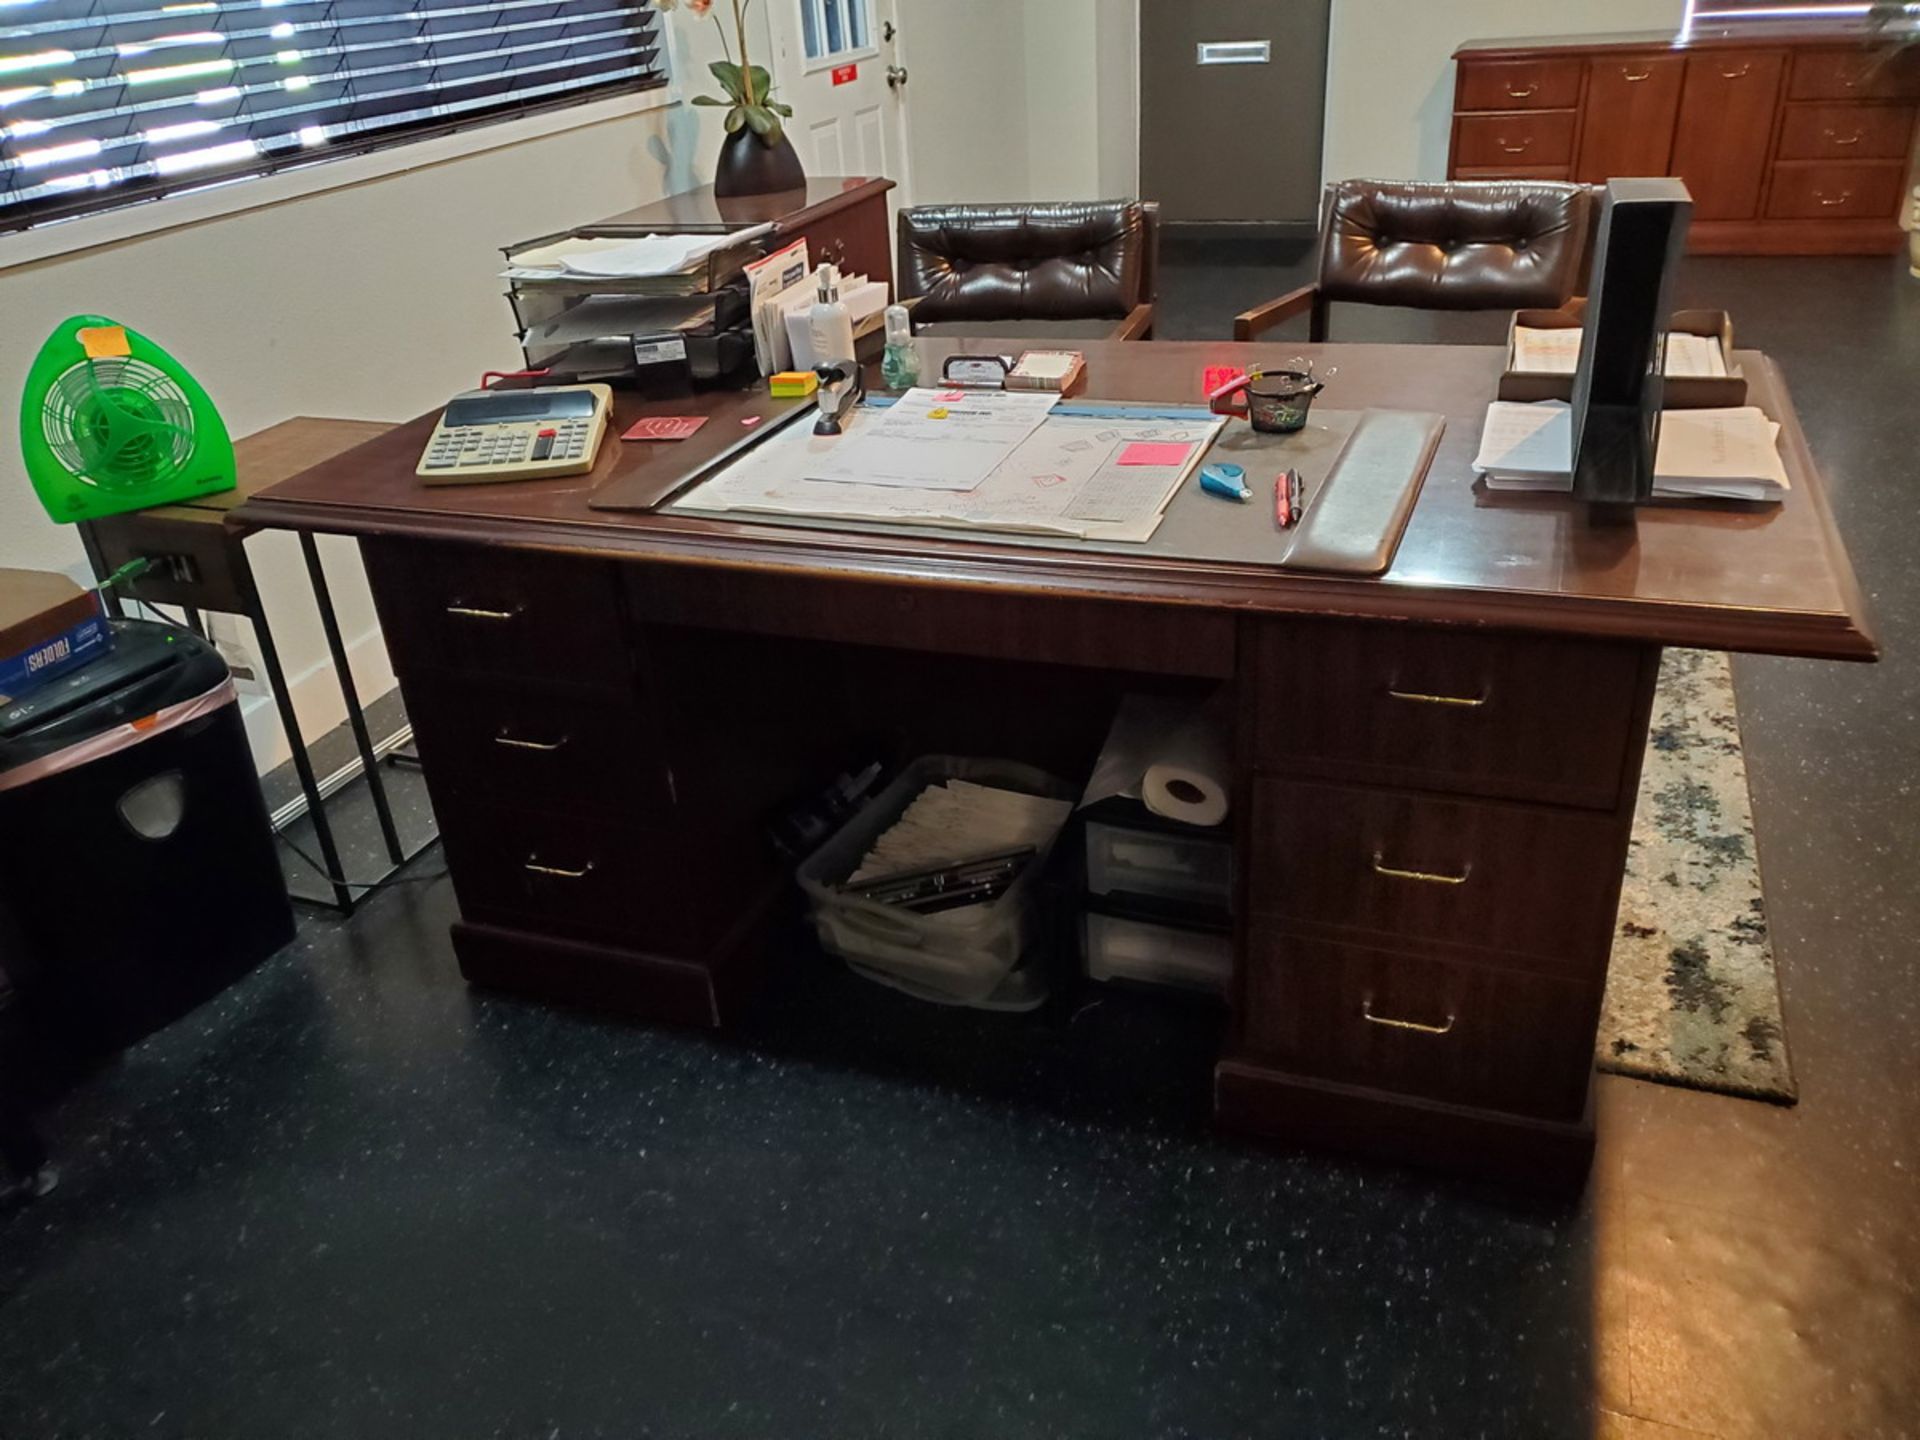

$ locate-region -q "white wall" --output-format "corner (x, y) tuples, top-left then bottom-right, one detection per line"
(896, 0), (1136, 206)
(1321, 0), (1687, 182)
(0, 17), (756, 770)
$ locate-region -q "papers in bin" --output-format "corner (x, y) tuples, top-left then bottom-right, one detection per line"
(1474, 400), (1790, 503)
(503, 225), (774, 281)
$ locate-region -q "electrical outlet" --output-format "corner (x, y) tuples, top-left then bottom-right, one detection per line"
(207, 617), (265, 696)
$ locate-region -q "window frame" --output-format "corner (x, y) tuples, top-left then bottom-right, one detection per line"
(0, 0), (672, 239)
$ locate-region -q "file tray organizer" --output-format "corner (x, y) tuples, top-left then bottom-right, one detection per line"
(1499, 303), (1747, 409)
(796, 755), (1074, 1011)
(500, 232), (766, 388)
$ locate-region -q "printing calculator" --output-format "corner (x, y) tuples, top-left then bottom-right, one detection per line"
(416, 383), (613, 485)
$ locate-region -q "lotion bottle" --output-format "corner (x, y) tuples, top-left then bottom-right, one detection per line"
(807, 263), (856, 367)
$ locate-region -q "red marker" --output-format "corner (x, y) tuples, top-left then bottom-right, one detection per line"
(1275, 468), (1302, 528)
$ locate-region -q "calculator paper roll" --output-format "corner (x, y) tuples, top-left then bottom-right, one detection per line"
(1140, 717), (1231, 829)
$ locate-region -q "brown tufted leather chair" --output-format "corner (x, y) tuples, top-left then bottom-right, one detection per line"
(1234, 180), (1598, 342)
(897, 200), (1159, 341)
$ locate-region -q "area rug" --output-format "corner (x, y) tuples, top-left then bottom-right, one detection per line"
(1597, 648), (1798, 1103)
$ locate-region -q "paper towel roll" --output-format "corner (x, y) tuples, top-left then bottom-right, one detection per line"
(1142, 762), (1230, 828)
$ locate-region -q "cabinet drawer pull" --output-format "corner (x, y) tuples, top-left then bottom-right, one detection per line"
(445, 603), (522, 621)
(1373, 855), (1471, 886)
(1387, 685), (1487, 708)
(1499, 137), (1532, 154)
(1815, 189), (1854, 207)
(1506, 82), (1538, 98)
(524, 858), (594, 879)
(1825, 127), (1864, 146)
(1361, 997), (1457, 1036)
(1621, 67), (1651, 82)
(1719, 62), (1751, 80)
(494, 732), (570, 752)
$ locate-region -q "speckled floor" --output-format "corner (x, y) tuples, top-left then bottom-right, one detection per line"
(2, 253), (1916, 1439)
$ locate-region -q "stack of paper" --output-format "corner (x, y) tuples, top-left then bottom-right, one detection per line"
(1474, 400), (1790, 502)
(850, 780), (1074, 885)
(503, 225), (773, 292)
(1512, 326), (1729, 378)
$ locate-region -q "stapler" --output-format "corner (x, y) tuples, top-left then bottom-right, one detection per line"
(812, 361), (864, 437)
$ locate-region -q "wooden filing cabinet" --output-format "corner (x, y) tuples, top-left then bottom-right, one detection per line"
(1218, 616), (1660, 1185)
(1452, 31), (1920, 254)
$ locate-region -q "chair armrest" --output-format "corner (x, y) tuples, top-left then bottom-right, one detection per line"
(1234, 284), (1318, 342)
(1109, 303), (1155, 342)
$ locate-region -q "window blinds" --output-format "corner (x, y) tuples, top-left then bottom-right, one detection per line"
(0, 0), (667, 231)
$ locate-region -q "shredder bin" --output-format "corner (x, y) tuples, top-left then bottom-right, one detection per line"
(0, 619), (293, 1062)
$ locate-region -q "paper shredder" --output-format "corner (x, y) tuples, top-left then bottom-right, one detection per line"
(0, 619), (293, 1063)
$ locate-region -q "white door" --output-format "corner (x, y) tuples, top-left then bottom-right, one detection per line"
(765, 0), (912, 205)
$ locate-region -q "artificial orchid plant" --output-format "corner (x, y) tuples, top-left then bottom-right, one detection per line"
(652, 0), (794, 147)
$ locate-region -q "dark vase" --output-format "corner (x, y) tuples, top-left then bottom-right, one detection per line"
(713, 127), (806, 198)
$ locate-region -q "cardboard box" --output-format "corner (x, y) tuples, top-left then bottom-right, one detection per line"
(1498, 302), (1747, 408)
(0, 569), (111, 706)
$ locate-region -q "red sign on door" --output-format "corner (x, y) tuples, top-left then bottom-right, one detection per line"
(831, 62), (858, 86)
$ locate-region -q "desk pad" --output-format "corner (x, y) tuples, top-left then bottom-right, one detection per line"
(666, 408), (1443, 576)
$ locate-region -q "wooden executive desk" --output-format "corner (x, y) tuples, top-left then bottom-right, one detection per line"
(239, 340), (1874, 1190)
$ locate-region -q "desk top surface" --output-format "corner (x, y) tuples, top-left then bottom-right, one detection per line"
(237, 340), (1875, 661)
(1455, 25), (1896, 57)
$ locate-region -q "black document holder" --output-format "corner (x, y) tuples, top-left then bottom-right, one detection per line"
(1568, 178), (1694, 506)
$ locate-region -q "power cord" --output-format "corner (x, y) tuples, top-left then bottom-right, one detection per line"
(275, 829), (447, 893)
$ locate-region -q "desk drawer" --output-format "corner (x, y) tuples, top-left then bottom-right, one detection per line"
(363, 538), (632, 691)
(1789, 47), (1920, 102)
(1453, 111), (1577, 168)
(1776, 103), (1916, 161)
(1247, 779), (1624, 972)
(1766, 161), (1906, 220)
(403, 675), (671, 817)
(1456, 57), (1585, 112)
(1244, 619), (1647, 809)
(1241, 929), (1596, 1120)
(439, 800), (704, 953)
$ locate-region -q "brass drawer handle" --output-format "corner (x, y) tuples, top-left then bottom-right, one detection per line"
(1361, 997), (1457, 1036)
(1816, 189), (1854, 207)
(1499, 137), (1532, 154)
(524, 858), (594, 879)
(1373, 855), (1471, 886)
(1720, 63), (1752, 80)
(494, 732), (570, 753)
(1826, 128), (1864, 147)
(445, 603), (522, 621)
(1621, 67), (1651, 82)
(1387, 686), (1487, 708)
(1506, 82), (1538, 99)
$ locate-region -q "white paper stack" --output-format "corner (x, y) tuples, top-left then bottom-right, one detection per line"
(503, 225), (774, 291)
(1512, 326), (1729, 378)
(849, 780), (1074, 884)
(1474, 400), (1790, 502)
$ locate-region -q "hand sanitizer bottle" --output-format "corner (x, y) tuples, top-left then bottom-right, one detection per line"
(807, 264), (856, 367)
(881, 303), (919, 390)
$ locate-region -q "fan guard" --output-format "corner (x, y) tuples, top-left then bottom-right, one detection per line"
(40, 357), (197, 493)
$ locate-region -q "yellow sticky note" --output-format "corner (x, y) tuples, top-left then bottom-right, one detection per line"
(78, 326), (131, 360)
(928, 407), (949, 419)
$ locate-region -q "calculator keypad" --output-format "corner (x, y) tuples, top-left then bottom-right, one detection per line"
(420, 420), (593, 473)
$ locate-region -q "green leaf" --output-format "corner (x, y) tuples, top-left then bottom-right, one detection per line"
(708, 59), (743, 98)
(742, 103), (775, 136)
(689, 94), (727, 105)
(723, 106), (746, 133)
(767, 101), (793, 117)
(745, 64), (772, 102)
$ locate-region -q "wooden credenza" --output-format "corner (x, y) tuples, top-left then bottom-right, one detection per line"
(1451, 29), (1920, 254)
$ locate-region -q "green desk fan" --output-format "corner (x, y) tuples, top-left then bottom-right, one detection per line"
(19, 315), (235, 522)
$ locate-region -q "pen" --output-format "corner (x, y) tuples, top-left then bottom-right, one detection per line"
(1275, 468), (1300, 528)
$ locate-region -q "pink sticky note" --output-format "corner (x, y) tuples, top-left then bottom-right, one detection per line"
(622, 415), (708, 442)
(1118, 442), (1194, 467)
